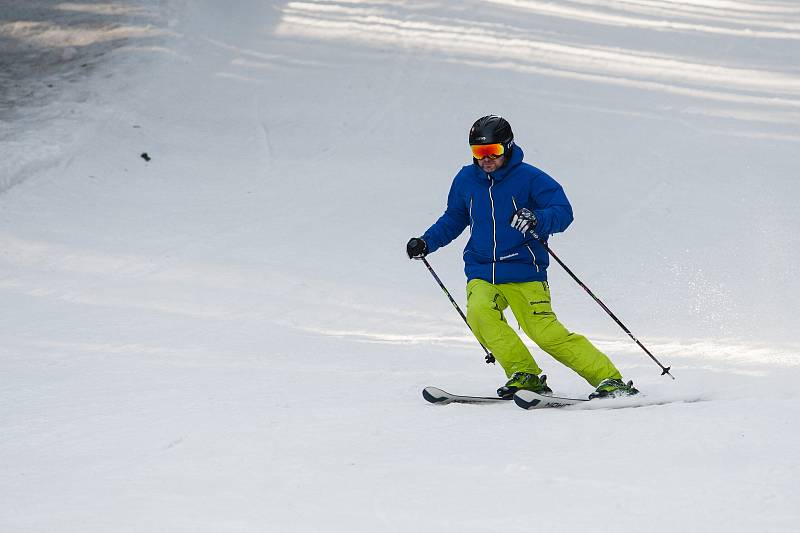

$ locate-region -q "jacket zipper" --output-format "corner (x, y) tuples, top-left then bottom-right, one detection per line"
(488, 176), (497, 283)
(469, 196), (474, 234)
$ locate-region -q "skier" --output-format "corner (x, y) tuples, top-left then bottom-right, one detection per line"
(407, 115), (638, 399)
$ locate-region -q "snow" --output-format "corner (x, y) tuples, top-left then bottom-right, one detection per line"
(1, 0), (799, 531)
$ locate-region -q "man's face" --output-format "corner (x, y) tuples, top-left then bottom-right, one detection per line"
(477, 155), (505, 173)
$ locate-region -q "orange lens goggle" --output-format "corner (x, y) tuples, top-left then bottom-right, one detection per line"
(470, 143), (505, 160)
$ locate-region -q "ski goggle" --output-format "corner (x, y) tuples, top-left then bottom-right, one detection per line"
(470, 143), (505, 160)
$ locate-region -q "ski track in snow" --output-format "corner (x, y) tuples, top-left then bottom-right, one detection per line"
(1, 1), (799, 532)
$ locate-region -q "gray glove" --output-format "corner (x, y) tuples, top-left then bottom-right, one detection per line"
(510, 208), (537, 235)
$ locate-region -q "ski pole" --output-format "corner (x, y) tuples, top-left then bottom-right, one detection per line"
(419, 257), (496, 364)
(538, 239), (674, 379)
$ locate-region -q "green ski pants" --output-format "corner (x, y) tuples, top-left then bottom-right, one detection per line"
(466, 278), (622, 387)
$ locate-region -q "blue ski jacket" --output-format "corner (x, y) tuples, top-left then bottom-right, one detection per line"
(422, 145), (573, 284)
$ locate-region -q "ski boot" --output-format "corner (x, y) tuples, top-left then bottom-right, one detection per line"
(589, 378), (639, 399)
(497, 372), (552, 399)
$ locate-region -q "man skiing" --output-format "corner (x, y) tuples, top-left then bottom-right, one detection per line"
(407, 115), (638, 399)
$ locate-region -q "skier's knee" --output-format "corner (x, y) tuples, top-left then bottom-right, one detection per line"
(467, 301), (502, 331)
(531, 327), (569, 352)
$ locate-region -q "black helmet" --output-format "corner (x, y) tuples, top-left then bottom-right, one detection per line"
(469, 115), (514, 152)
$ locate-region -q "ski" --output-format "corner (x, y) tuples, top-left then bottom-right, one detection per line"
(513, 390), (588, 409)
(512, 390), (699, 410)
(422, 386), (511, 405)
(423, 387), (676, 410)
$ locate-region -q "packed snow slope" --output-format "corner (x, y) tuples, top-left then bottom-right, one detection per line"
(1, 1), (799, 531)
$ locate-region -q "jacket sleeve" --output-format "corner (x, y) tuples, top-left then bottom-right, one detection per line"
(530, 171), (574, 238)
(421, 174), (470, 253)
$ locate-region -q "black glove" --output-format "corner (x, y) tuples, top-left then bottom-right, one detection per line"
(406, 237), (428, 259)
(510, 207), (537, 235)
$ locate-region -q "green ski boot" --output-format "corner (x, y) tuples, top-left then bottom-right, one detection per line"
(497, 372), (553, 399)
(589, 378), (639, 399)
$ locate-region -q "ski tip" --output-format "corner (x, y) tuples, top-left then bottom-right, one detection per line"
(422, 387), (446, 403)
(513, 390), (587, 409)
(513, 391), (541, 410)
(422, 387), (510, 405)
(422, 387), (450, 404)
